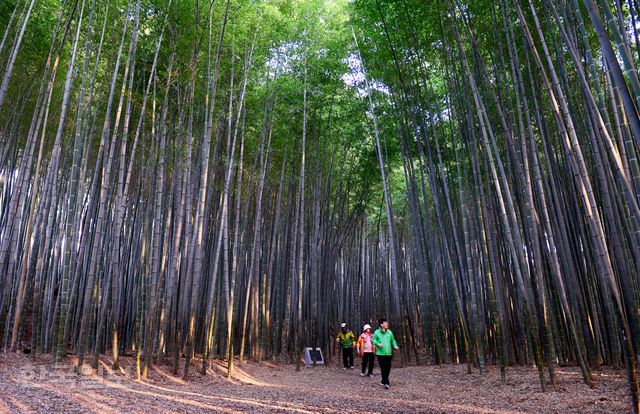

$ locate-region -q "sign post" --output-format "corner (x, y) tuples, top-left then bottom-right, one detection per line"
(303, 347), (324, 367)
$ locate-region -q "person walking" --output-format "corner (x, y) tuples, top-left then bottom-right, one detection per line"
(336, 322), (356, 369)
(372, 318), (399, 389)
(357, 324), (375, 377)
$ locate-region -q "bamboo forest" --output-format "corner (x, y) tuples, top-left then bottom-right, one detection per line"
(1, 0), (640, 412)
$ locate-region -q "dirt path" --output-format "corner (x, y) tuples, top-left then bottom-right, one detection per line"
(0, 354), (630, 413)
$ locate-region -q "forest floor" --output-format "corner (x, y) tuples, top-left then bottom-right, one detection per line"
(0, 352), (631, 413)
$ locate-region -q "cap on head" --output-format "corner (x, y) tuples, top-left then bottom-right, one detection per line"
(363, 324), (372, 331)
(340, 322), (347, 328)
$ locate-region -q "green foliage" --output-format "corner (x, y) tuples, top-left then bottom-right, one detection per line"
(0, 0), (390, 217)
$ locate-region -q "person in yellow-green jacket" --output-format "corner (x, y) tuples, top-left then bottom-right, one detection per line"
(336, 322), (356, 369)
(372, 318), (399, 389)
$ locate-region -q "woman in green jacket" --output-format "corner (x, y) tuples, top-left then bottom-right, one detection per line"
(372, 318), (398, 389)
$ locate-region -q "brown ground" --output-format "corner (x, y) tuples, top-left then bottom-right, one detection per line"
(0, 353), (631, 413)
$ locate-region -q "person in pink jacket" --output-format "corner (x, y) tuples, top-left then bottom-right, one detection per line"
(356, 324), (375, 377)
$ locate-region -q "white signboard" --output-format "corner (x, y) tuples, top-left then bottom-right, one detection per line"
(303, 347), (324, 367)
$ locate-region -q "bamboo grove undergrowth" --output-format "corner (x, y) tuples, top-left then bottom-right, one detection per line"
(1, 0), (640, 411)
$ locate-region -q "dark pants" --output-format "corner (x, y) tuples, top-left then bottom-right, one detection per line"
(342, 347), (354, 368)
(377, 355), (392, 385)
(362, 352), (375, 375)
